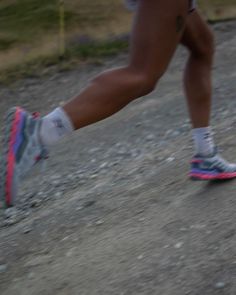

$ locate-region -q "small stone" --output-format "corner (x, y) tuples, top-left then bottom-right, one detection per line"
(95, 220), (104, 226)
(50, 175), (61, 180)
(83, 200), (96, 208)
(88, 148), (100, 154)
(215, 282), (225, 289)
(0, 264), (7, 273)
(146, 134), (155, 141)
(4, 208), (17, 219)
(30, 200), (40, 208)
(99, 162), (108, 169)
(76, 206), (83, 211)
(24, 255), (52, 267)
(27, 272), (35, 279)
(166, 157), (175, 163)
(222, 110), (229, 117)
(117, 148), (127, 155)
(165, 129), (173, 136)
(23, 226), (32, 234)
(3, 218), (18, 226)
(52, 180), (60, 187)
(131, 149), (140, 158)
(78, 180), (86, 185)
(115, 142), (123, 148)
(138, 217), (145, 222)
(55, 192), (63, 198)
(174, 242), (184, 249)
(3, 208), (20, 226)
(66, 248), (77, 257)
(172, 130), (181, 137)
(61, 236), (70, 242)
(67, 174), (74, 180)
(137, 255), (144, 260)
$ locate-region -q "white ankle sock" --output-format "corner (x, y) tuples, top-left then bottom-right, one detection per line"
(192, 127), (215, 156)
(40, 107), (74, 147)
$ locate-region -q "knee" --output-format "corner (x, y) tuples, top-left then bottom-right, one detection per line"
(201, 28), (215, 58)
(137, 74), (157, 96)
(130, 69), (160, 97)
(189, 28), (215, 59)
(91, 66), (160, 100)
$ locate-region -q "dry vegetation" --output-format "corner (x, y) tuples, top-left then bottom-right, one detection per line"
(199, 0), (236, 20)
(0, 0), (235, 82)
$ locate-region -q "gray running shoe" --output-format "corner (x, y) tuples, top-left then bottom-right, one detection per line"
(190, 148), (236, 180)
(0, 107), (48, 207)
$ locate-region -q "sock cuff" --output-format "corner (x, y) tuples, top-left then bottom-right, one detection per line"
(192, 126), (215, 156)
(52, 107), (74, 132)
(192, 126), (212, 135)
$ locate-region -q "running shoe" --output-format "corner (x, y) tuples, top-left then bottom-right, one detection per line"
(190, 148), (236, 180)
(0, 107), (48, 207)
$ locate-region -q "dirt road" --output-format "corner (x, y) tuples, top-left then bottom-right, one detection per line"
(0, 21), (236, 295)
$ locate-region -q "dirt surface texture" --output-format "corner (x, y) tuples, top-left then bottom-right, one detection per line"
(0, 21), (236, 295)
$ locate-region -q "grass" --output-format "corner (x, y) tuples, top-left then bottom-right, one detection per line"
(0, 0), (235, 83)
(0, 0), (62, 45)
(0, 0), (129, 46)
(199, 0), (236, 21)
(0, 0), (111, 48)
(0, 0), (131, 83)
(0, 38), (129, 84)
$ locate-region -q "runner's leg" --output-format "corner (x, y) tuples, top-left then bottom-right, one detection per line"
(63, 0), (189, 130)
(181, 10), (215, 156)
(181, 11), (236, 179)
(181, 10), (214, 128)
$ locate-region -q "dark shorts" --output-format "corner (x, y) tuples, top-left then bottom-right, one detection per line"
(125, 0), (196, 13)
(189, 0), (196, 12)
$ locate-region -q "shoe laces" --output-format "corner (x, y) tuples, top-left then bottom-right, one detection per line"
(32, 112), (40, 119)
(32, 111), (49, 173)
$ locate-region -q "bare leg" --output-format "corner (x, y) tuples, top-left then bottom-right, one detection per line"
(181, 11), (214, 128)
(63, 0), (190, 130)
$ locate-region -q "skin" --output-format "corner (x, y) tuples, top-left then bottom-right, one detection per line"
(63, 0), (214, 130)
(181, 11), (214, 128)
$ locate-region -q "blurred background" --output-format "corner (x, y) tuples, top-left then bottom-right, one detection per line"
(0, 0), (235, 83)
(0, 2), (236, 294)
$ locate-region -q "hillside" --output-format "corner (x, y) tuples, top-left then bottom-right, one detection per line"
(0, 0), (235, 79)
(0, 20), (236, 295)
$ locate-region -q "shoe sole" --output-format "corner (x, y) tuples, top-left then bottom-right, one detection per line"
(190, 171), (236, 181)
(0, 107), (25, 207)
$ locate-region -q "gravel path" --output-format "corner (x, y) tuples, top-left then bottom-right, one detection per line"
(0, 21), (236, 295)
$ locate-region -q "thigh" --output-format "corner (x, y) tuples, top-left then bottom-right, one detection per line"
(181, 10), (214, 54)
(129, 0), (190, 81)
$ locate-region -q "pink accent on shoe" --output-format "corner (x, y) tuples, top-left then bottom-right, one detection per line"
(190, 172), (236, 180)
(32, 112), (40, 119)
(6, 107), (22, 206)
